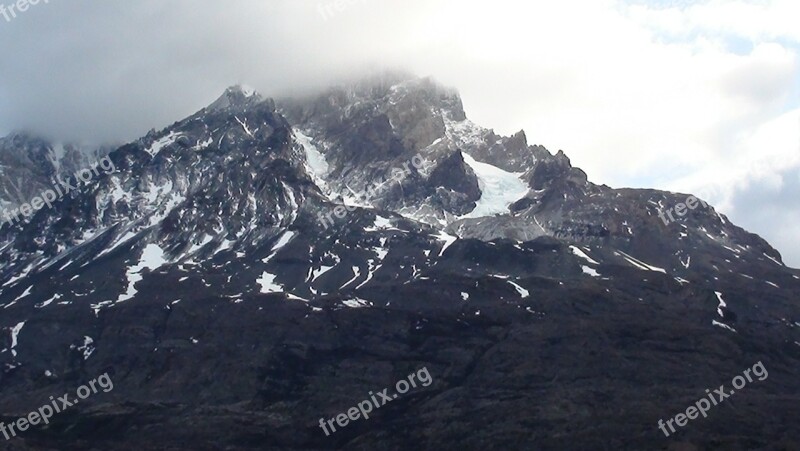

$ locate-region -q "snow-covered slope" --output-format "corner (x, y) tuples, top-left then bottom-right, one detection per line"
(459, 152), (529, 218)
(0, 74), (798, 450)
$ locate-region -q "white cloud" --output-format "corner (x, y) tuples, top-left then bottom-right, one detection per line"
(628, 0), (800, 44)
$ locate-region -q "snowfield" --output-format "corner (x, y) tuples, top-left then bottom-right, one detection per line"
(460, 153), (529, 218)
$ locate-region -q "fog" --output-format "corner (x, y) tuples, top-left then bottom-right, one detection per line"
(0, 0), (798, 266)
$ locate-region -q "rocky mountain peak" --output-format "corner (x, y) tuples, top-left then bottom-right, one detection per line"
(0, 73), (798, 450)
(207, 84), (266, 112)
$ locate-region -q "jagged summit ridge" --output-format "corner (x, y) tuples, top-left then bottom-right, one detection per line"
(0, 74), (798, 450)
(207, 84), (265, 112)
(0, 73), (793, 302)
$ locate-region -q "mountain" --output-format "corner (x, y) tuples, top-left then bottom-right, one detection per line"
(0, 134), (111, 217)
(0, 75), (798, 450)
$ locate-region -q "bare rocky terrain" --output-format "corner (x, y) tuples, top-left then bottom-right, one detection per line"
(1, 74), (798, 450)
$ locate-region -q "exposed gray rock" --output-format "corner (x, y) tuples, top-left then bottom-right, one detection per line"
(0, 75), (797, 450)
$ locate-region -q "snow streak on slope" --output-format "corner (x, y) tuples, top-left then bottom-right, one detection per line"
(617, 251), (667, 274)
(460, 153), (529, 219)
(715, 291), (727, 318)
(342, 298), (372, 309)
(571, 246), (600, 265)
(295, 130), (331, 196)
(263, 231), (296, 263)
(507, 281), (530, 298)
(712, 320), (737, 333)
(146, 132), (182, 156)
(443, 116), (488, 150)
(435, 231), (458, 257)
(9, 321), (24, 357)
(117, 244), (168, 304)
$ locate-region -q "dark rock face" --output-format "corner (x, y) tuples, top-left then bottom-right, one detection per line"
(428, 151), (479, 197)
(528, 150), (573, 190)
(424, 150), (481, 216)
(0, 74), (798, 450)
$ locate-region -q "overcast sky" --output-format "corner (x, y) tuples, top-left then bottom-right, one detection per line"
(0, 0), (798, 267)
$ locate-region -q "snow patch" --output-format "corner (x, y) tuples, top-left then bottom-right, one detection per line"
(312, 265), (334, 282)
(10, 285), (33, 304)
(435, 231), (458, 257)
(356, 258), (382, 289)
(507, 281), (530, 298)
(36, 293), (62, 309)
(341, 266), (362, 289)
(188, 234), (214, 256)
(444, 116), (489, 150)
(364, 215), (395, 232)
(712, 320), (737, 333)
(342, 298), (372, 309)
(272, 231), (296, 251)
(146, 132), (182, 156)
(295, 131), (330, 193)
(72, 336), (96, 360)
(263, 231), (296, 263)
(9, 322), (24, 357)
(763, 253), (783, 266)
(97, 230), (139, 259)
(193, 137), (213, 150)
(257, 272), (283, 294)
(570, 246), (599, 265)
(617, 251), (667, 273)
(715, 291), (727, 318)
(239, 84), (257, 97)
(235, 116), (254, 138)
(116, 244), (167, 303)
(460, 153), (529, 218)
(582, 266), (601, 277)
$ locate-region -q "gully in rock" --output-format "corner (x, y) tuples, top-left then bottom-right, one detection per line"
(318, 153), (425, 229)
